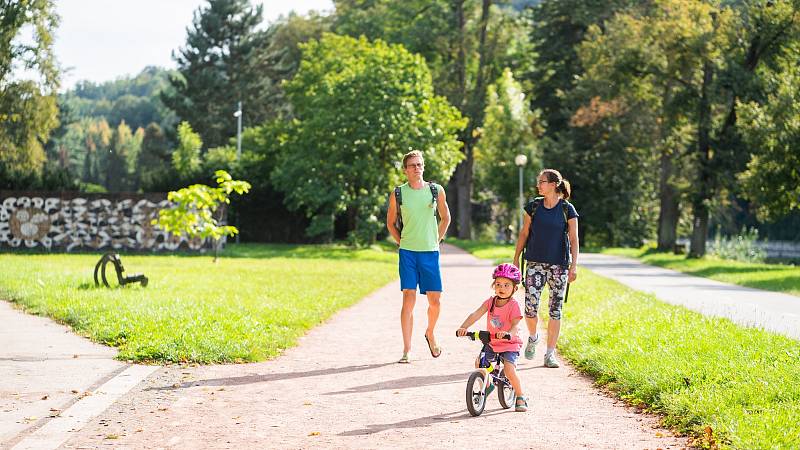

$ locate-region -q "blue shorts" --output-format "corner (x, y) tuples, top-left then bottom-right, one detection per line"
(480, 344), (519, 367)
(399, 249), (442, 294)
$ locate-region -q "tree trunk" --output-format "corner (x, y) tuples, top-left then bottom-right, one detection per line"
(454, 151), (474, 239)
(450, 0), (492, 239)
(689, 61), (714, 258)
(656, 149), (679, 251)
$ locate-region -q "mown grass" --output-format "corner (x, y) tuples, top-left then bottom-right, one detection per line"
(562, 270), (800, 449)
(603, 247), (800, 297)
(449, 239), (800, 449)
(0, 243), (397, 363)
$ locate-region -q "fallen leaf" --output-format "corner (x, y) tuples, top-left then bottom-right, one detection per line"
(308, 432), (320, 436)
(41, 395), (48, 400)
(655, 432), (664, 438)
(303, 401), (312, 406)
(71, 389), (79, 394)
(105, 434), (119, 440)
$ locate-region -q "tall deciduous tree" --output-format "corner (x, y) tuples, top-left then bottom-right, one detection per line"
(172, 121), (203, 181)
(476, 68), (543, 218)
(334, 0), (532, 238)
(0, 0), (60, 187)
(273, 33), (466, 244)
(162, 0), (269, 149)
(738, 61), (800, 222)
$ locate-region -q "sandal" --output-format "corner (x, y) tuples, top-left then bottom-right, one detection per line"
(398, 353), (410, 364)
(424, 333), (442, 358)
(515, 396), (528, 412)
(484, 382), (496, 396)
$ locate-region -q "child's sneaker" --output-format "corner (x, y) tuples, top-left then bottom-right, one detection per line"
(524, 333), (539, 360)
(544, 352), (560, 368)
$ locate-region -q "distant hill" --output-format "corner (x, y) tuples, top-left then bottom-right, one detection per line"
(59, 66), (177, 131)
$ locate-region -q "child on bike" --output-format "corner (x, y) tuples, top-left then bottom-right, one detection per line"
(456, 263), (528, 412)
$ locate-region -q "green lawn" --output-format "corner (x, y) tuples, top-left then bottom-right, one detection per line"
(603, 247), (800, 297)
(0, 243), (397, 363)
(562, 270), (800, 449)
(449, 239), (800, 448)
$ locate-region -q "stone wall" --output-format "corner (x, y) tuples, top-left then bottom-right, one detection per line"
(0, 191), (206, 252)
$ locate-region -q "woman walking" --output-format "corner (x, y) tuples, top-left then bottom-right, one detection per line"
(513, 169), (579, 368)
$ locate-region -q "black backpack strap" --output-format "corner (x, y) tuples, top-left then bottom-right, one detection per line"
(394, 186), (403, 228)
(428, 182), (438, 205)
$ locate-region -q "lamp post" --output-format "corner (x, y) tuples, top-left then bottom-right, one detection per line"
(233, 102), (242, 244)
(514, 154), (528, 234)
(234, 101), (242, 160)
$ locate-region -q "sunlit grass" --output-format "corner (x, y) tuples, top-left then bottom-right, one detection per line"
(603, 247), (800, 297)
(450, 239), (800, 448)
(0, 243), (397, 363)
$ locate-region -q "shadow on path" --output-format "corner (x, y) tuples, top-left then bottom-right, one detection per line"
(324, 366), (539, 395)
(338, 409), (506, 436)
(147, 362), (396, 391)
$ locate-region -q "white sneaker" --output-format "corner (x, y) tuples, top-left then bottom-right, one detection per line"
(544, 352), (560, 368)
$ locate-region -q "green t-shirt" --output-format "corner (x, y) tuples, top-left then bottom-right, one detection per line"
(399, 182), (442, 252)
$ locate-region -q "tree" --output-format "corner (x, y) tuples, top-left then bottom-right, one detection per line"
(273, 33), (466, 244)
(82, 119), (112, 186)
(738, 62), (800, 221)
(0, 0), (60, 187)
(476, 68), (543, 218)
(172, 121), (203, 181)
(137, 123), (173, 191)
(575, 0), (713, 249)
(162, 0), (271, 148)
(334, 0), (533, 238)
(106, 121), (143, 191)
(524, 0), (641, 139)
(155, 170), (250, 261)
(259, 11), (331, 120)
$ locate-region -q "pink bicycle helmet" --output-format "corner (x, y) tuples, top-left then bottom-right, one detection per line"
(492, 263), (521, 284)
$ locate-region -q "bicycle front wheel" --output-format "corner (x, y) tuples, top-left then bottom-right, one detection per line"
(498, 379), (515, 409)
(466, 371), (487, 416)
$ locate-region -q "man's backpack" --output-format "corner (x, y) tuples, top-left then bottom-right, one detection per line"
(394, 182), (438, 232)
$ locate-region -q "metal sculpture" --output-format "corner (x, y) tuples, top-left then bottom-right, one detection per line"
(93, 253), (148, 288)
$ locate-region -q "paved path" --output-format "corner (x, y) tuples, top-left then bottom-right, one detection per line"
(0, 301), (156, 450)
(55, 245), (685, 449)
(580, 254), (800, 339)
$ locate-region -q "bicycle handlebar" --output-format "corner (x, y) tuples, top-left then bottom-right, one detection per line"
(456, 330), (511, 344)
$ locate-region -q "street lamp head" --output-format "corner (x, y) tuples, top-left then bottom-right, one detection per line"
(514, 154), (528, 167)
(233, 110), (242, 118)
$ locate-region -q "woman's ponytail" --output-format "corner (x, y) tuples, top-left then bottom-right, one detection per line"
(559, 178), (571, 200)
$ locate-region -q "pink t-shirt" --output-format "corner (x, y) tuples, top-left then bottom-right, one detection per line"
(482, 296), (523, 353)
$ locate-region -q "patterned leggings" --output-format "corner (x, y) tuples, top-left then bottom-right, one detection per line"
(524, 262), (568, 320)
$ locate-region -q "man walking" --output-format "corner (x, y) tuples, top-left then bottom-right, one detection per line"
(386, 150), (451, 363)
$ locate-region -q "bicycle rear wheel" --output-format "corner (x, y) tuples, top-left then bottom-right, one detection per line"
(466, 371), (487, 416)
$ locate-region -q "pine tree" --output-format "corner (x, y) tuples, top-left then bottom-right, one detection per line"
(162, 0), (269, 149)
